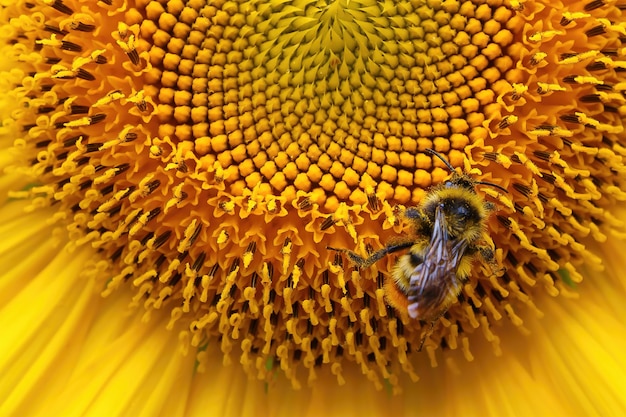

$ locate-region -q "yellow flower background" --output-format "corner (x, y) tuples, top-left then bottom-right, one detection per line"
(1, 0), (626, 415)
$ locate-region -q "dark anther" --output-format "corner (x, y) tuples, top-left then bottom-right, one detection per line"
(89, 113), (106, 125)
(483, 152), (498, 161)
(70, 105), (89, 115)
(168, 272), (182, 287)
(586, 61), (607, 71)
(320, 216), (335, 231)
(124, 132), (138, 142)
(315, 354), (323, 367)
(377, 272), (384, 289)
(192, 252), (207, 272)
(61, 40), (82, 52)
(533, 150), (551, 161)
(145, 179), (161, 194)
(127, 49), (140, 65)
(559, 52), (578, 61)
(140, 231), (155, 246)
(355, 331), (363, 346)
(62, 135), (86, 147)
(537, 192), (549, 203)
(559, 16), (572, 26)
(73, 22), (96, 32)
(496, 215), (511, 228)
(396, 318), (404, 336)
(560, 114), (583, 124)
(146, 207), (161, 223)
(596, 84), (614, 92)
(298, 197), (312, 211)
(85, 143), (103, 153)
(50, 0), (73, 15)
(248, 319), (258, 336)
(153, 231), (172, 250)
(525, 262), (539, 276)
(584, 0), (605, 11)
(113, 163), (130, 175)
(336, 345), (344, 357)
(600, 48), (618, 56)
(177, 251), (189, 263)
(541, 173), (556, 184)
(37, 106), (55, 114)
(76, 69), (95, 81)
(547, 248), (562, 262)
(562, 75), (578, 84)
(580, 94), (602, 103)
(154, 254), (166, 270)
(73, 156), (88, 167)
(246, 241), (257, 255)
(370, 317), (377, 333)
(229, 258), (240, 274)
(367, 192), (379, 212)
(43, 24), (67, 35)
(111, 246), (124, 262)
(512, 183), (531, 197)
(332, 252), (343, 268)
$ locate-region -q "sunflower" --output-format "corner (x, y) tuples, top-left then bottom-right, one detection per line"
(1, 0), (626, 415)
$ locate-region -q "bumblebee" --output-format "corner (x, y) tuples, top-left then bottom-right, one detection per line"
(328, 149), (505, 348)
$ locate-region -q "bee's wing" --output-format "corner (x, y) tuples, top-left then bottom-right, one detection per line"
(406, 209), (468, 320)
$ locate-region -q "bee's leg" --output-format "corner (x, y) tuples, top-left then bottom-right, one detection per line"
(418, 316), (442, 352)
(403, 207), (424, 220)
(327, 241), (414, 269)
(483, 201), (496, 213)
(477, 245), (506, 276)
(478, 246), (494, 263)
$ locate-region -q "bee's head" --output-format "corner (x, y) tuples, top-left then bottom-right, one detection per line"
(420, 148), (505, 240)
(436, 197), (482, 239)
(422, 186), (485, 241)
(444, 173), (477, 193)
(416, 193), (485, 239)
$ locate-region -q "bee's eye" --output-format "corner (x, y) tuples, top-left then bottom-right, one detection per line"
(454, 203), (471, 220)
(444, 201), (471, 221)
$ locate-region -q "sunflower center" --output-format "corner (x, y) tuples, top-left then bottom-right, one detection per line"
(143, 0), (514, 207)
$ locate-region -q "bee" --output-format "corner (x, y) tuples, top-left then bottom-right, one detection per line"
(328, 148), (506, 349)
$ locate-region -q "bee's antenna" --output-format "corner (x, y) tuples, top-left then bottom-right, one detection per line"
(425, 148), (509, 194)
(476, 180), (509, 194)
(425, 148), (457, 173)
